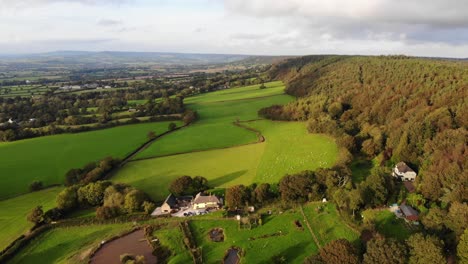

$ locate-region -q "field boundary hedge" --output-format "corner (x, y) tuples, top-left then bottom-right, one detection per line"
(0, 224), (52, 263)
(130, 120), (266, 162)
(179, 221), (203, 264)
(103, 123), (188, 179)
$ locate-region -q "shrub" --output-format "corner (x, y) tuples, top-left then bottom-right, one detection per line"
(29, 181), (43, 192)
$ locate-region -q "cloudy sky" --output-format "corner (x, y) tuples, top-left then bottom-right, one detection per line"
(0, 0), (467, 57)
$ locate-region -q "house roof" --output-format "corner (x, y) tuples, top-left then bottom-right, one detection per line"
(396, 162), (415, 173)
(163, 193), (177, 207)
(193, 192), (220, 205)
(400, 204), (418, 217)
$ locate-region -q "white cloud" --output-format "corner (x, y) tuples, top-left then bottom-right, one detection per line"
(0, 0), (466, 57)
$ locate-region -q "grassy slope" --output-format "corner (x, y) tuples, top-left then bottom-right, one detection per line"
(0, 187), (62, 251)
(8, 224), (133, 264)
(154, 224), (193, 264)
(190, 203), (357, 264)
(362, 209), (413, 241)
(134, 89), (293, 158)
(113, 143), (265, 201)
(113, 121), (338, 202)
(246, 121), (338, 183)
(184, 81), (285, 104)
(0, 121), (179, 200)
(114, 81), (338, 201)
(302, 203), (359, 247)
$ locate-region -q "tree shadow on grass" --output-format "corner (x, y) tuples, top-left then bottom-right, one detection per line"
(257, 242), (310, 264)
(210, 170), (247, 187)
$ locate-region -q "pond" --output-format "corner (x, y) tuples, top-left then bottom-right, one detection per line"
(91, 229), (156, 264)
(224, 248), (240, 264)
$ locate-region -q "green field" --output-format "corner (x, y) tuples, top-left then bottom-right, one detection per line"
(362, 209), (413, 241)
(0, 121), (180, 200)
(113, 120), (337, 201)
(113, 143), (265, 201)
(302, 203), (359, 247)
(8, 224), (133, 264)
(247, 121), (338, 183)
(189, 203), (357, 264)
(7, 204), (357, 264)
(134, 95), (293, 159)
(153, 223), (193, 264)
(113, 81), (338, 201)
(0, 187), (62, 251)
(184, 81), (285, 104)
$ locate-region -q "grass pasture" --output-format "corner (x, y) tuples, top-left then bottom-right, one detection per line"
(0, 121), (179, 200)
(153, 222), (193, 264)
(189, 203), (357, 264)
(113, 120), (337, 201)
(0, 187), (62, 251)
(114, 81), (338, 201)
(184, 81), (285, 104)
(302, 203), (359, 247)
(8, 224), (133, 264)
(362, 209), (413, 241)
(113, 143), (265, 201)
(247, 121), (338, 183)
(134, 89), (293, 159)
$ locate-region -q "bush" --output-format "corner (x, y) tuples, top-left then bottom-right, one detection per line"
(168, 122), (177, 131)
(29, 181), (44, 192)
(143, 201), (156, 215)
(96, 206), (120, 220)
(27, 206), (44, 224)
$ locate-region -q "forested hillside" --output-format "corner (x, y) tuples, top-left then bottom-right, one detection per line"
(265, 55), (467, 204)
(260, 56), (467, 258)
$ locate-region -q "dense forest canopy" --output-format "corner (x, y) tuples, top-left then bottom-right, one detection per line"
(265, 55), (467, 204)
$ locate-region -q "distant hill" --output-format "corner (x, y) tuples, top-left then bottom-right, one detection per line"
(0, 51), (288, 67)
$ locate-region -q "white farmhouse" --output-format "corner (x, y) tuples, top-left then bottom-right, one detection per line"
(392, 162), (417, 181)
(192, 193), (221, 210)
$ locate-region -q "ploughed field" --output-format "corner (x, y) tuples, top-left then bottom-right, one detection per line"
(113, 81), (338, 201)
(0, 121), (181, 200)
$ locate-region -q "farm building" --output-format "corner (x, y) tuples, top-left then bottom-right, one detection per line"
(400, 204), (419, 221)
(192, 192), (221, 210)
(152, 193), (194, 216)
(161, 193), (177, 213)
(392, 162), (417, 181)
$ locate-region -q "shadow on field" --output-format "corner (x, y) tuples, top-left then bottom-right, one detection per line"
(210, 170), (247, 187)
(257, 242), (309, 264)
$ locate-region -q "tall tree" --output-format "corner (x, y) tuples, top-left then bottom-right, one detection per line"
(226, 185), (249, 209)
(363, 238), (407, 264)
(318, 239), (359, 264)
(407, 233), (445, 264)
(27, 206), (44, 224)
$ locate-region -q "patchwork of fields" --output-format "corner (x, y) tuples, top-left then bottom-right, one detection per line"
(190, 203), (357, 264)
(114, 82), (338, 201)
(0, 121), (180, 200)
(7, 203), (358, 264)
(134, 82), (293, 159)
(1, 81), (342, 259)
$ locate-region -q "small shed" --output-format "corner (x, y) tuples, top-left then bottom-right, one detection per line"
(400, 204), (419, 221)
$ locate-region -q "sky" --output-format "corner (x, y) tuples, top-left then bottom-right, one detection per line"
(0, 0), (467, 57)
